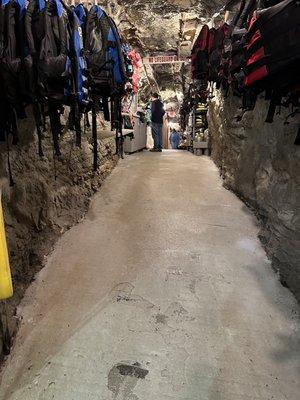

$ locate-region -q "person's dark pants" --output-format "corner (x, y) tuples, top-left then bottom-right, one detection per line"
(151, 123), (163, 150)
(171, 141), (179, 149)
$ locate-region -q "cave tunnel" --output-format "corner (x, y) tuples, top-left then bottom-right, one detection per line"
(0, 1), (299, 399)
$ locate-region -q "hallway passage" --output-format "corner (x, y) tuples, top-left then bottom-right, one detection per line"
(0, 151), (299, 400)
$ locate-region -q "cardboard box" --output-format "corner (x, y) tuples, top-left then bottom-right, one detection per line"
(193, 141), (208, 149)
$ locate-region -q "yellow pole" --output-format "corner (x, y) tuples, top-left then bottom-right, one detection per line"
(0, 193), (13, 300)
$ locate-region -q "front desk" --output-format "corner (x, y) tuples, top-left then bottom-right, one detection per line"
(123, 114), (147, 154)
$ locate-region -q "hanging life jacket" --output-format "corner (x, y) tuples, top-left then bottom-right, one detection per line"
(208, 24), (230, 88)
(226, 0), (257, 83)
(38, 0), (72, 102)
(244, 0), (300, 89)
(128, 49), (142, 94)
(73, 3), (86, 30)
(68, 5), (88, 108)
(191, 24), (210, 83)
(66, 3), (89, 147)
(84, 5), (128, 163)
(25, 0), (72, 155)
(72, 3), (88, 105)
(25, 0), (89, 155)
(0, 0), (28, 144)
(0, 0), (29, 184)
(122, 42), (134, 82)
(244, 0), (300, 121)
(84, 5), (127, 97)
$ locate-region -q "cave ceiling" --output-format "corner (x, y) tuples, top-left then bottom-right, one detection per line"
(102, 0), (223, 97)
(107, 0), (222, 53)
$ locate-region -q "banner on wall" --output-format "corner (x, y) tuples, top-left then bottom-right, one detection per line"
(143, 55), (190, 65)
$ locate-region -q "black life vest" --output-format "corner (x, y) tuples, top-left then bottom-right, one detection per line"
(0, 0), (27, 144)
(191, 24), (210, 81)
(244, 0), (300, 89)
(84, 5), (127, 97)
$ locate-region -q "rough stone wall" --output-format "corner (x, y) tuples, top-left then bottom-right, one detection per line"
(113, 0), (216, 52)
(209, 90), (300, 302)
(0, 113), (117, 355)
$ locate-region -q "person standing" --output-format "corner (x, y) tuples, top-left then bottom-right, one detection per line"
(169, 130), (181, 149)
(150, 93), (165, 152)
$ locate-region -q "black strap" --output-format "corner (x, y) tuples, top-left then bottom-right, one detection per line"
(225, 0), (242, 10)
(111, 96), (123, 158)
(294, 125), (300, 145)
(237, 0), (256, 28)
(41, 103), (47, 132)
(92, 97), (98, 171)
(85, 112), (90, 128)
(242, 88), (257, 110)
(68, 107), (75, 131)
(265, 92), (281, 123)
(0, 302), (12, 355)
(111, 96), (115, 133)
(73, 103), (82, 148)
(48, 103), (62, 156)
(117, 96), (124, 159)
(5, 128), (15, 187)
(10, 109), (19, 146)
(24, 0), (38, 55)
(231, 0), (246, 27)
(102, 97), (110, 121)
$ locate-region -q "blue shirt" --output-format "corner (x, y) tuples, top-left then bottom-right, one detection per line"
(170, 132), (181, 146)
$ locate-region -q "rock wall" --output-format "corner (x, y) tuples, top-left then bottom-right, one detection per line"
(209, 90), (300, 302)
(0, 113), (117, 356)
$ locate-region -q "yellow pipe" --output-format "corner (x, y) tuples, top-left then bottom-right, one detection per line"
(0, 194), (13, 300)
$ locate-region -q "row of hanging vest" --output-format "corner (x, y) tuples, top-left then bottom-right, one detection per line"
(0, 0), (141, 185)
(189, 0), (300, 144)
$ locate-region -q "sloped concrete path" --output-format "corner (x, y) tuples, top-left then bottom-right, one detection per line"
(0, 151), (299, 400)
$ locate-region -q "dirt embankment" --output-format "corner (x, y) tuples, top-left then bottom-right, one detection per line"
(0, 112), (118, 357)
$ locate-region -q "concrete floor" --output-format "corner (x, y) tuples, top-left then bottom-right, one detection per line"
(0, 151), (299, 400)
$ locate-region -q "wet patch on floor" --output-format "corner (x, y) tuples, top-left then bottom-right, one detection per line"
(155, 313), (168, 325)
(116, 363), (149, 379)
(108, 362), (149, 400)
